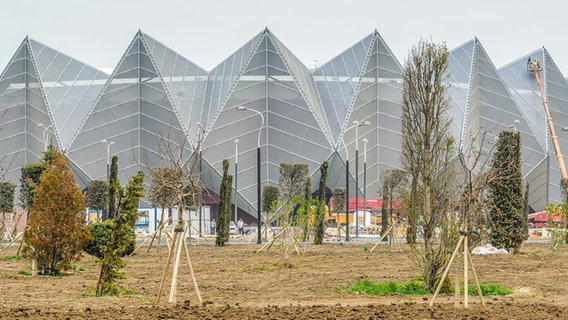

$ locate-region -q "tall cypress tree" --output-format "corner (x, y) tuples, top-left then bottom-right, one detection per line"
(107, 156), (119, 220)
(216, 160), (232, 246)
(381, 183), (389, 239)
(96, 171), (145, 296)
(488, 130), (526, 253)
(298, 178), (312, 241)
(314, 161), (328, 245)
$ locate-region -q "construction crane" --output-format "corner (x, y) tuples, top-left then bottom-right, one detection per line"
(528, 57), (568, 180)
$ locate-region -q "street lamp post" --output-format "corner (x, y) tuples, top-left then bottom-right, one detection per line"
(342, 120), (371, 241)
(509, 119), (520, 132)
(37, 123), (53, 151)
(237, 106), (264, 244)
(354, 120), (371, 238)
(234, 139), (239, 225)
(101, 139), (114, 182)
(362, 138), (368, 228)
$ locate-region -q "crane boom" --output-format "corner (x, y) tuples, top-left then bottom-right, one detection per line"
(532, 61), (568, 180)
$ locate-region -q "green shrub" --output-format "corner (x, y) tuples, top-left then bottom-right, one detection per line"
(462, 283), (512, 296)
(348, 278), (428, 295)
(83, 221), (134, 258)
(434, 274), (452, 294)
(1, 255), (22, 261)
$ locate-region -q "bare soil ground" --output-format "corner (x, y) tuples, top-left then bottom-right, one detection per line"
(1, 240), (568, 319)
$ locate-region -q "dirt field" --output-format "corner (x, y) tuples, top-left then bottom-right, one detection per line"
(1, 240), (568, 319)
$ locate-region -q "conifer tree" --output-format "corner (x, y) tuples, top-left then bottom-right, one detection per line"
(19, 146), (57, 210)
(23, 151), (91, 274)
(216, 160), (232, 246)
(86, 180), (109, 221)
(107, 156), (119, 220)
(314, 161), (328, 245)
(96, 171), (145, 296)
(0, 181), (15, 240)
(297, 178), (313, 241)
(262, 185), (280, 220)
(488, 130), (526, 253)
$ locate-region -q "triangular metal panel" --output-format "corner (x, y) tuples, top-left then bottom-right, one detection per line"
(314, 32), (374, 143)
(201, 31), (265, 132)
(27, 39), (109, 150)
(448, 39), (475, 142)
(499, 49), (547, 150)
(524, 157), (549, 212)
(468, 42), (546, 182)
(267, 32), (333, 146)
(0, 38), (55, 189)
(67, 33), (191, 190)
(140, 32), (208, 143)
(203, 30), (333, 212)
(0, 42), (34, 183)
(338, 32), (404, 201)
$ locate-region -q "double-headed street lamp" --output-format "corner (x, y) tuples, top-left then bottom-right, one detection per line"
(342, 120), (371, 240)
(237, 106), (264, 244)
(101, 139), (114, 182)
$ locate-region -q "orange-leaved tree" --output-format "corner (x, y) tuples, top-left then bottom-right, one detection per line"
(23, 151), (91, 274)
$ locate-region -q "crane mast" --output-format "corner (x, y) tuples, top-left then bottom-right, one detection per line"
(530, 59), (568, 180)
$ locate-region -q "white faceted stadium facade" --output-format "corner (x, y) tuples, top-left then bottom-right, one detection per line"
(1, 29), (566, 221)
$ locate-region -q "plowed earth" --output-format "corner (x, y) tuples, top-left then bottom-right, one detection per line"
(1, 241), (567, 319)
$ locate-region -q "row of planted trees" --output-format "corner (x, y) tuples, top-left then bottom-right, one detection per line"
(214, 159), (330, 249)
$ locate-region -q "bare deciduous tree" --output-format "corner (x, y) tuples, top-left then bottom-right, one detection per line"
(379, 169), (407, 236)
(401, 39), (458, 291)
(457, 130), (499, 248)
(148, 128), (204, 304)
(147, 131), (203, 231)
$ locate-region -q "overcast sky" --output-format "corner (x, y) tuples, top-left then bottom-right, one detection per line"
(1, 0), (567, 75)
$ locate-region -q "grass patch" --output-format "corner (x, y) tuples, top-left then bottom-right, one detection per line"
(349, 278), (511, 297)
(463, 283), (512, 296)
(123, 289), (142, 296)
(348, 277), (428, 295)
(18, 270), (32, 276)
(362, 246), (370, 252)
(1, 255), (22, 261)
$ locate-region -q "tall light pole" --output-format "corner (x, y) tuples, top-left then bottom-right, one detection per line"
(37, 123), (53, 151)
(362, 138), (368, 228)
(101, 139), (114, 182)
(234, 138), (239, 224)
(237, 106), (264, 244)
(354, 120), (371, 237)
(509, 119), (520, 132)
